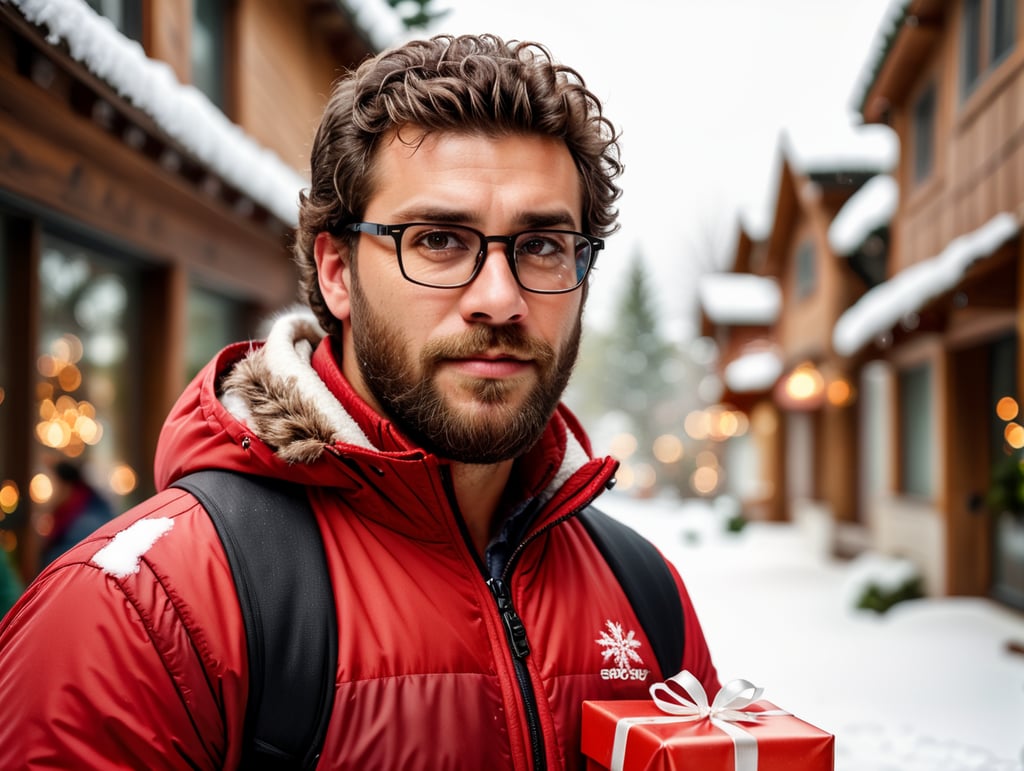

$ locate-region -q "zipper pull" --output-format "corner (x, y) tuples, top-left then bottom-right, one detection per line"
(487, 577), (531, 658)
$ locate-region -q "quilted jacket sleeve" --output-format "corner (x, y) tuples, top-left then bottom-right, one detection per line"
(0, 489), (248, 769)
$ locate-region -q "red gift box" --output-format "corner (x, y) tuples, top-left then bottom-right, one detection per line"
(581, 672), (834, 771)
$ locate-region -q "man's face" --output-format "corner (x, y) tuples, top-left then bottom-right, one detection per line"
(316, 130), (587, 463)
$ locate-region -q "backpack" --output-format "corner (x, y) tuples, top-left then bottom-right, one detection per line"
(173, 469), (685, 770)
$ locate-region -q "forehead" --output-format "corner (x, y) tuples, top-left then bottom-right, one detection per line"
(364, 129), (584, 229)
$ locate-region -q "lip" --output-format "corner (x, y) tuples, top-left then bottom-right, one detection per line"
(445, 353), (533, 379)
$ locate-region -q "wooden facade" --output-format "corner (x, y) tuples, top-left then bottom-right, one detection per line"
(702, 147), (886, 551)
(708, 0), (1024, 605)
(0, 0), (392, 579)
(855, 0), (1024, 603)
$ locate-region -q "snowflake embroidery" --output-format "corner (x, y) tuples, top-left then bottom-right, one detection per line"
(595, 620), (644, 669)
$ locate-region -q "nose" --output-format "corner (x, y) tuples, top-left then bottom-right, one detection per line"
(458, 242), (528, 324)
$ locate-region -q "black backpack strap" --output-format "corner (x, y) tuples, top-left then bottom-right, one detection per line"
(172, 470), (337, 770)
(578, 506), (684, 678)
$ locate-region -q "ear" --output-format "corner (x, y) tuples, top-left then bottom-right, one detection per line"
(314, 231), (352, 321)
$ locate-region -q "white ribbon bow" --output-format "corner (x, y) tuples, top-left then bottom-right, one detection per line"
(648, 670), (766, 723)
(609, 671), (786, 771)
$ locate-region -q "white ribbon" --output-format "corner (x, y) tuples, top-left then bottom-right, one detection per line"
(609, 671), (787, 771)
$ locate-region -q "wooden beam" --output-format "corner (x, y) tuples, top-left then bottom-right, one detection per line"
(0, 69), (296, 307)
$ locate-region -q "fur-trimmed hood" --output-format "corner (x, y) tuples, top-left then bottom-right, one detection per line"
(154, 309), (611, 506)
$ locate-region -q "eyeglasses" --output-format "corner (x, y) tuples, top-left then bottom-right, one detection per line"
(342, 222), (603, 294)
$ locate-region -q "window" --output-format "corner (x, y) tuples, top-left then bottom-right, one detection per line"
(186, 285), (249, 381)
(34, 233), (144, 513)
(961, 0), (1017, 99)
(962, 0), (983, 97)
(795, 240), (816, 299)
(991, 0), (1016, 64)
(0, 216), (8, 520)
(898, 363), (936, 498)
(84, 0), (142, 41)
(912, 84), (936, 184)
(192, 0), (228, 110)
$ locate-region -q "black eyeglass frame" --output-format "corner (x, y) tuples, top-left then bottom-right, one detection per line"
(341, 221), (604, 294)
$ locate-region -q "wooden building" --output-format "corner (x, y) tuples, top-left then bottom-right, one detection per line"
(697, 226), (784, 522)
(0, 0), (400, 578)
(701, 135), (894, 556)
(844, 0), (1024, 605)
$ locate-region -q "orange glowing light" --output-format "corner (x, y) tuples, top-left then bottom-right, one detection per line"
(691, 466), (719, 496)
(996, 397), (1019, 422)
(827, 379), (853, 406)
(684, 410), (710, 440)
(652, 435), (683, 464)
(29, 473), (53, 504)
(57, 364), (82, 392)
(0, 481), (19, 514)
(1005, 423), (1024, 449)
(785, 369), (821, 401)
(717, 411), (739, 438)
(110, 465), (138, 496)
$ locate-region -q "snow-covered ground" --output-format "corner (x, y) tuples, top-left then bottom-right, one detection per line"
(600, 492), (1024, 770)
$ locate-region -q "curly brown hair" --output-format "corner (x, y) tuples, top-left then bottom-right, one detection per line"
(294, 34), (623, 337)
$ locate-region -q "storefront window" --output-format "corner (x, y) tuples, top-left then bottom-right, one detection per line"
(0, 217), (11, 535)
(33, 233), (143, 525)
(186, 285), (248, 381)
(899, 363), (936, 499)
(192, 0), (227, 110)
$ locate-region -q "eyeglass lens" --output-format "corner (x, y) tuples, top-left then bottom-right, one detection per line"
(398, 224), (591, 291)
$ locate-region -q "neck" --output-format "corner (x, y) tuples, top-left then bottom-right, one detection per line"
(450, 459), (514, 557)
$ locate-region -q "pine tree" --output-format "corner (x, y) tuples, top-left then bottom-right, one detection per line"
(597, 252), (676, 461)
(385, 0), (449, 30)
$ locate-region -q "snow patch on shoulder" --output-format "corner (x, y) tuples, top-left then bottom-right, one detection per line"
(91, 518), (175, 578)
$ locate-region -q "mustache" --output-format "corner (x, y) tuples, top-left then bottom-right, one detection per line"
(421, 325), (556, 369)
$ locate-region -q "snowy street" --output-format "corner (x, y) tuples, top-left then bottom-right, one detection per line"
(601, 493), (1024, 770)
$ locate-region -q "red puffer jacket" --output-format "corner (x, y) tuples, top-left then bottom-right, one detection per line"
(0, 311), (718, 769)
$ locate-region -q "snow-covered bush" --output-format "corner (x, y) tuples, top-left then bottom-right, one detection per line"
(842, 551), (923, 614)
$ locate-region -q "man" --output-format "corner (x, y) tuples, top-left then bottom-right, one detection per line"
(0, 34), (717, 768)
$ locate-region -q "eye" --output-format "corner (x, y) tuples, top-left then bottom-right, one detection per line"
(404, 226), (477, 263)
(418, 229), (468, 251)
(517, 234), (564, 258)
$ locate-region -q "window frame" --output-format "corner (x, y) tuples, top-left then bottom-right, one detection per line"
(961, 0), (1017, 101)
(191, 0), (229, 111)
(911, 82), (937, 185)
(898, 362), (937, 499)
(795, 239), (816, 300)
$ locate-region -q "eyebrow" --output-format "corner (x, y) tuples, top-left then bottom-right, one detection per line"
(389, 206), (580, 231)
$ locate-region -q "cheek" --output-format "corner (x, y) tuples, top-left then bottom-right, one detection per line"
(541, 296), (584, 344)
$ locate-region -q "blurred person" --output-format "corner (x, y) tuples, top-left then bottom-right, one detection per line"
(40, 461), (115, 567)
(0, 34), (718, 769)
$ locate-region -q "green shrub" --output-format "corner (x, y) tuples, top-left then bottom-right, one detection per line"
(855, 576), (924, 614)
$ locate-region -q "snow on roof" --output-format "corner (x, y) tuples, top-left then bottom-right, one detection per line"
(828, 174), (898, 256)
(8, 0), (402, 226)
(723, 349), (783, 393)
(850, 0), (911, 115)
(698, 274), (781, 326)
(785, 123), (899, 175)
(833, 212), (1020, 356)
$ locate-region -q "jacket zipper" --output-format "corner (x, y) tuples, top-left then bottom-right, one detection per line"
(486, 576), (545, 770)
(442, 466), (615, 771)
(438, 468), (548, 771)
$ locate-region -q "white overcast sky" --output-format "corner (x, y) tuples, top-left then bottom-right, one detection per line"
(424, 0), (898, 338)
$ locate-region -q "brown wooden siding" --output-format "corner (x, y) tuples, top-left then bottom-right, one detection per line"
(896, 11), (1024, 273)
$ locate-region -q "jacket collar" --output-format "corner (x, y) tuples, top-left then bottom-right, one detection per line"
(218, 309), (603, 504)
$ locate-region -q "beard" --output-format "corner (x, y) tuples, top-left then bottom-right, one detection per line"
(348, 276), (581, 464)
